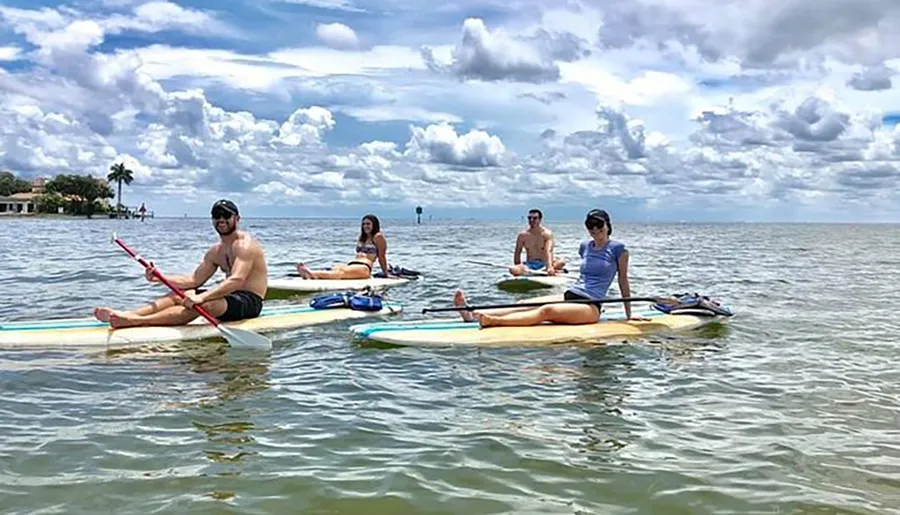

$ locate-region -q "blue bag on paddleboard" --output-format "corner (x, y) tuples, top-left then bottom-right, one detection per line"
(310, 291), (384, 311)
(652, 293), (733, 317)
(349, 294), (383, 311)
(310, 292), (351, 310)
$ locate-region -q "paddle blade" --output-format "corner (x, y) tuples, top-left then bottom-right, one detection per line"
(218, 325), (272, 350)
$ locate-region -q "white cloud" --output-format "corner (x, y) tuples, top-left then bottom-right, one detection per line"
(593, 0), (900, 69)
(0, 46), (22, 61)
(335, 105), (462, 124)
(0, 2), (234, 44)
(273, 0), (366, 12)
(559, 61), (693, 106)
(0, 6), (69, 41)
(847, 64), (895, 91)
(99, 1), (231, 36)
(0, 4), (899, 220)
(315, 22), (360, 50)
(269, 45), (426, 77)
(405, 122), (506, 168)
(421, 17), (590, 83)
(275, 106), (335, 146)
(132, 44), (426, 91)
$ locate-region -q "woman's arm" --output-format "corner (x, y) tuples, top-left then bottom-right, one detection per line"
(617, 249), (633, 318)
(375, 233), (390, 276)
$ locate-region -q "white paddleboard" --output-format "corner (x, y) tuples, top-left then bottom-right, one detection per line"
(0, 301), (403, 348)
(268, 276), (411, 294)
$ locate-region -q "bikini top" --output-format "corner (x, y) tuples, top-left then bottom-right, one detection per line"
(356, 240), (378, 256)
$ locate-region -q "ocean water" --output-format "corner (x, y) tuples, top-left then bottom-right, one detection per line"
(0, 216), (898, 514)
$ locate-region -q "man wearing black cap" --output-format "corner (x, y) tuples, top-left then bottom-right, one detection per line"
(93, 199), (269, 329)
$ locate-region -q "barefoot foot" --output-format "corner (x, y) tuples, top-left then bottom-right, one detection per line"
(108, 312), (142, 329)
(453, 289), (475, 322)
(475, 312), (494, 328)
(93, 307), (115, 323)
(296, 263), (313, 279)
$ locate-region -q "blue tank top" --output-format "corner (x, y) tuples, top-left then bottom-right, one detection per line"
(567, 239), (626, 300)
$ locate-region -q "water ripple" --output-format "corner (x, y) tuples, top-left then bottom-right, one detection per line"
(1, 219), (899, 514)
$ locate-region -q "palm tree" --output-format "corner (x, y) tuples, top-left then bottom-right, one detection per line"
(107, 162), (134, 218)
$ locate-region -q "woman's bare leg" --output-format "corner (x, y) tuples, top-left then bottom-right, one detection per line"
(453, 290), (568, 322)
(478, 303), (599, 328)
(296, 263), (370, 279)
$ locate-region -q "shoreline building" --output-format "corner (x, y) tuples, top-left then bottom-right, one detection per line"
(0, 178), (45, 215)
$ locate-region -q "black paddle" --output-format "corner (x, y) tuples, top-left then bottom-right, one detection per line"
(421, 295), (669, 314)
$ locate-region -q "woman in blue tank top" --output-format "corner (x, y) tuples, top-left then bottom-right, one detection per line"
(453, 209), (646, 326)
(296, 214), (394, 279)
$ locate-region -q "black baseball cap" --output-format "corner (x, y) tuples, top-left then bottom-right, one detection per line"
(585, 208), (612, 234)
(586, 209), (609, 223)
(211, 199), (239, 216)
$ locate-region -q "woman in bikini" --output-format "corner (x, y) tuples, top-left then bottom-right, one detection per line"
(295, 214), (393, 280)
(453, 209), (648, 327)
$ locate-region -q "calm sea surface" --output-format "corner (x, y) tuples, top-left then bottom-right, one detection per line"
(0, 216), (898, 514)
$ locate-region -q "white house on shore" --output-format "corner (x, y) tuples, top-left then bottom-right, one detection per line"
(0, 192), (37, 214)
(0, 178), (45, 215)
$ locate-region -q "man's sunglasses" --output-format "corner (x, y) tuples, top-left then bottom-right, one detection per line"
(211, 209), (234, 220)
(527, 215), (540, 220)
(585, 218), (605, 229)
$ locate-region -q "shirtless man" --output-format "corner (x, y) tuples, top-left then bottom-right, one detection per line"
(93, 199), (269, 329)
(508, 208), (567, 276)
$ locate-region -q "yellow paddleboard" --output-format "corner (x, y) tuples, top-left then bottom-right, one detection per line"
(350, 294), (729, 347)
(351, 310), (724, 347)
(0, 302), (402, 348)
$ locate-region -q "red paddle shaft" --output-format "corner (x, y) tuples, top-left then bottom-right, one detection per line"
(113, 237), (221, 327)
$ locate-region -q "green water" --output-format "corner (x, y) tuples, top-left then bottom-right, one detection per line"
(0, 217), (897, 514)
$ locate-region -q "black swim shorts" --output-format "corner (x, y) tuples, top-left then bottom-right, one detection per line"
(564, 290), (591, 301)
(194, 289), (264, 322)
(564, 289), (605, 319)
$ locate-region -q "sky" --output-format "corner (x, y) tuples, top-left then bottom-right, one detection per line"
(0, 0), (899, 221)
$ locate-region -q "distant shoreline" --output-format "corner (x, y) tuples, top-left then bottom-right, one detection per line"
(0, 213), (148, 220)
(0, 213), (84, 219)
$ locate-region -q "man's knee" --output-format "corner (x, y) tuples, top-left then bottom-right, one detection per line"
(198, 298), (228, 317)
(156, 291), (184, 305)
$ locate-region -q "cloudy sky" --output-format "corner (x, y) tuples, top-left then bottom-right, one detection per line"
(1, 0), (899, 221)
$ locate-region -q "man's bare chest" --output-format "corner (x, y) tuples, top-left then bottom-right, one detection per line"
(523, 234), (547, 249)
(213, 249), (235, 274)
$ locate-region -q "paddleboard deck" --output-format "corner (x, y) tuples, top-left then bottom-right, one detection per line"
(0, 302), (403, 348)
(350, 308), (726, 347)
(267, 277), (411, 296)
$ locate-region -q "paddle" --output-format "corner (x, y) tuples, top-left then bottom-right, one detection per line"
(422, 295), (670, 314)
(464, 259), (507, 268)
(111, 233), (272, 350)
(463, 259), (577, 279)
